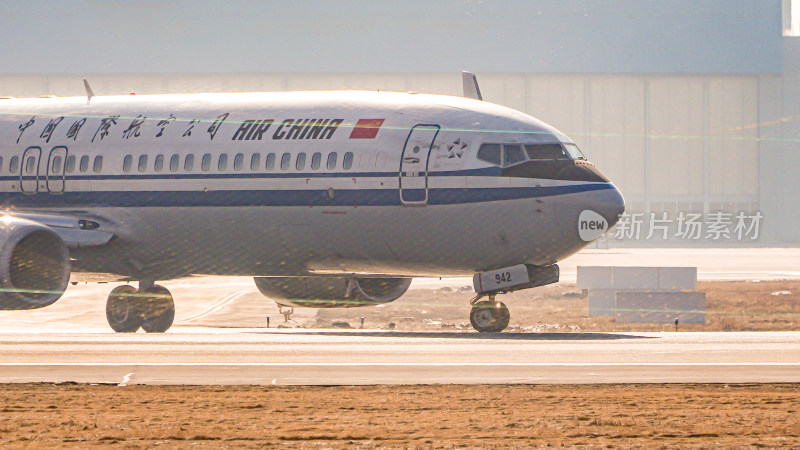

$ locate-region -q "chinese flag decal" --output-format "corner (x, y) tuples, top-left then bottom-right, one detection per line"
(349, 119), (385, 139)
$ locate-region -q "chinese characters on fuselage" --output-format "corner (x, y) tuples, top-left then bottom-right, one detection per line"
(13, 114), (344, 145)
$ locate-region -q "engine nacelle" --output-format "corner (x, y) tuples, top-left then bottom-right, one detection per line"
(253, 276), (412, 308)
(0, 216), (71, 310)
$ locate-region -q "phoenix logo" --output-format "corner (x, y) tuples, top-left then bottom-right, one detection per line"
(446, 138), (468, 159)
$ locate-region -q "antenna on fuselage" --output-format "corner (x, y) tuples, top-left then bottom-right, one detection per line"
(83, 79), (95, 104)
(462, 71), (483, 101)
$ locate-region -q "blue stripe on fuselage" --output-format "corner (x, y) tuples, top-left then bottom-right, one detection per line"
(2, 167), (503, 183)
(0, 183), (614, 208)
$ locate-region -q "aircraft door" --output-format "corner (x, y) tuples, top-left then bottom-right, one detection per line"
(19, 146), (42, 194)
(45, 146), (68, 193)
(399, 124), (440, 205)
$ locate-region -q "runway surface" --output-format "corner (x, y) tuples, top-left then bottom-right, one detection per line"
(1, 329), (798, 385)
(1, 248), (798, 385)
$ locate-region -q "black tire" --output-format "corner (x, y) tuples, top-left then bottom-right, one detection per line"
(470, 301), (510, 332)
(140, 285), (175, 333)
(491, 302), (510, 332)
(106, 285), (142, 333)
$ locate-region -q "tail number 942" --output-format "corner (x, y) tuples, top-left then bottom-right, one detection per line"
(495, 272), (512, 284)
(473, 264), (531, 293)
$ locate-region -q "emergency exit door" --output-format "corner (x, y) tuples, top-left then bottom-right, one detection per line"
(19, 146), (68, 194)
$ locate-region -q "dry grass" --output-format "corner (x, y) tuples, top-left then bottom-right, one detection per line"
(315, 280), (800, 332)
(0, 383), (797, 448)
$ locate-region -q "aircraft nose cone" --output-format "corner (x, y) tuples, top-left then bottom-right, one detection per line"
(559, 183), (626, 245)
(602, 185), (625, 229)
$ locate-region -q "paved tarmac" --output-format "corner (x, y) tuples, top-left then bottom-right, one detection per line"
(0, 329), (798, 385)
(0, 248), (798, 385)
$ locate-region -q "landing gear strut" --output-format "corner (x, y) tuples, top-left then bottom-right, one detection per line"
(469, 294), (510, 333)
(105, 283), (175, 333)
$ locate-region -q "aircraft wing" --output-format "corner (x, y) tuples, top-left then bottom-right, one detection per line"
(9, 212), (114, 248)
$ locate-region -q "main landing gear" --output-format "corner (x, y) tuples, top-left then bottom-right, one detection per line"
(469, 294), (510, 333)
(106, 282), (175, 333)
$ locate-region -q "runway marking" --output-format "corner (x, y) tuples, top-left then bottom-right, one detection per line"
(1, 362), (798, 367)
(118, 372), (133, 386)
(174, 291), (253, 324)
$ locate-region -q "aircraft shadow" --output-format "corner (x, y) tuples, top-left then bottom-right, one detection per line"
(251, 330), (652, 340)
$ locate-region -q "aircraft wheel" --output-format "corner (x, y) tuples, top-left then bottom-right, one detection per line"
(470, 301), (510, 332)
(106, 285), (142, 333)
(140, 285), (175, 333)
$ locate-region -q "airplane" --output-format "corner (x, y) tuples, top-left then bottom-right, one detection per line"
(0, 72), (623, 333)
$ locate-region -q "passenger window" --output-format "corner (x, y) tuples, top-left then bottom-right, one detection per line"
(80, 155), (90, 173)
(201, 154), (211, 171)
(343, 152), (354, 170)
(326, 152), (337, 170)
(154, 154), (164, 172)
(266, 153), (275, 170)
(51, 155), (62, 174)
(169, 154), (179, 172)
(25, 156), (36, 174)
(296, 153), (306, 170)
(477, 144), (501, 166)
(359, 152), (371, 169)
(123, 155), (132, 172)
(524, 144), (568, 160)
(64, 155), (74, 173)
(280, 153), (290, 170)
(137, 155), (148, 172)
(375, 152), (386, 169)
(311, 152), (322, 170)
(503, 145), (526, 166)
(250, 153), (260, 171)
(184, 154), (195, 171)
(234, 153), (244, 171)
(9, 156), (19, 173)
(93, 156), (103, 173)
(218, 153), (228, 171)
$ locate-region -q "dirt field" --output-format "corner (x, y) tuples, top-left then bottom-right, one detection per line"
(315, 280), (800, 332)
(0, 383), (797, 448)
(2, 281), (798, 447)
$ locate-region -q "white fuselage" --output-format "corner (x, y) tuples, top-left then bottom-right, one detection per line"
(0, 90), (624, 282)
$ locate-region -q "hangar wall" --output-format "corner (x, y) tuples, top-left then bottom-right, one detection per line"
(0, 69), (793, 244)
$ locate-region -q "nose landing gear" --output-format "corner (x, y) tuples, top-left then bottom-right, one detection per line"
(468, 264), (560, 332)
(469, 295), (510, 333)
(105, 282), (175, 333)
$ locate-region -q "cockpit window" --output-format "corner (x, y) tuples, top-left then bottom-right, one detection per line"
(524, 144), (569, 160)
(503, 144), (526, 166)
(563, 143), (586, 160)
(477, 144), (501, 165)
(481, 142), (587, 167)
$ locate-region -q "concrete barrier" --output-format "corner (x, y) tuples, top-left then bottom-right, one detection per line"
(578, 266), (697, 290)
(615, 291), (706, 324)
(587, 289), (617, 316)
(576, 266), (613, 289)
(580, 267), (700, 319)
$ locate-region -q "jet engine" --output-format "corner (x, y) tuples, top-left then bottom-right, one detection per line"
(253, 276), (412, 308)
(0, 216), (71, 310)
